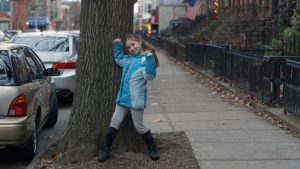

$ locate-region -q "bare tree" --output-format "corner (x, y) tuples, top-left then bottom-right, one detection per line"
(51, 0), (139, 163)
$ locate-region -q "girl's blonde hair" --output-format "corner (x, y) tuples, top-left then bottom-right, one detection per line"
(125, 34), (159, 67)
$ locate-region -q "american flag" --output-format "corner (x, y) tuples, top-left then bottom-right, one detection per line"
(185, 0), (203, 20)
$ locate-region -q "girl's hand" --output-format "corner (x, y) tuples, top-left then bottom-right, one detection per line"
(145, 49), (155, 57)
(145, 51), (153, 57)
(114, 38), (122, 43)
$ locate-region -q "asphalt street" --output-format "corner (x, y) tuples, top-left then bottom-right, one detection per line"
(0, 102), (72, 169)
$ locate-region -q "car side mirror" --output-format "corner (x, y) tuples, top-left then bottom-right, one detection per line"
(46, 68), (60, 76)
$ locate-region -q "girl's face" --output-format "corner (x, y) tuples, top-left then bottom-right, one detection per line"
(126, 38), (142, 54)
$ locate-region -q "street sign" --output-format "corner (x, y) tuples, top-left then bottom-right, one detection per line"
(28, 17), (48, 27)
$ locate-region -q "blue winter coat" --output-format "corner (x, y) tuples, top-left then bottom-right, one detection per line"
(113, 42), (157, 109)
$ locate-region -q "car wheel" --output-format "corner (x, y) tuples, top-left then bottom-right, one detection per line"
(44, 93), (59, 128)
(20, 122), (37, 161)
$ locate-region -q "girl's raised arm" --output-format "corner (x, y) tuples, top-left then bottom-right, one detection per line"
(113, 38), (125, 67)
(143, 52), (157, 81)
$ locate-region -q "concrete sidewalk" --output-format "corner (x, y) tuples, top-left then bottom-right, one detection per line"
(144, 50), (300, 169)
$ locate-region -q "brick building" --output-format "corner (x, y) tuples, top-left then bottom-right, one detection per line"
(218, 0), (299, 15)
(11, 0), (30, 30)
(61, 1), (80, 30)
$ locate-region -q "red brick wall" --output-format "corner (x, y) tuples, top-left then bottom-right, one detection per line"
(0, 12), (9, 18)
(11, 0), (30, 30)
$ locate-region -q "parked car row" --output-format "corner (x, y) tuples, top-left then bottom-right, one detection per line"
(12, 32), (79, 99)
(0, 30), (79, 161)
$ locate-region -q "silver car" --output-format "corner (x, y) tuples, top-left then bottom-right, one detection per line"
(0, 42), (59, 160)
(12, 32), (78, 99)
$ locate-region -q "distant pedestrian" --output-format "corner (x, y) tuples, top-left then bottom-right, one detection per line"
(97, 34), (160, 162)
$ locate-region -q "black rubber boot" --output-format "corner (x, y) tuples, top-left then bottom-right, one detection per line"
(141, 130), (160, 160)
(97, 127), (118, 162)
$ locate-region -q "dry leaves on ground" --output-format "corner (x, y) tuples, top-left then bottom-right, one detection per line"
(178, 61), (300, 137)
(36, 131), (200, 169)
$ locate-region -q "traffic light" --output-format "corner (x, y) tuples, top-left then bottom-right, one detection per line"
(145, 24), (152, 35)
(213, 0), (219, 17)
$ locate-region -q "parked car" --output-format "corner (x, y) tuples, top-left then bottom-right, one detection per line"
(0, 42), (59, 160)
(0, 30), (6, 41)
(22, 29), (40, 33)
(69, 30), (80, 50)
(12, 32), (78, 99)
(70, 30), (80, 43)
(3, 30), (22, 40)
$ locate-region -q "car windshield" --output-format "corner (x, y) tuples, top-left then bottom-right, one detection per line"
(0, 50), (14, 86)
(73, 34), (80, 43)
(13, 36), (69, 52)
(5, 31), (19, 39)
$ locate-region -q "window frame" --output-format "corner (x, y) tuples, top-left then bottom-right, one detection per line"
(23, 47), (47, 80)
(10, 47), (32, 85)
(23, 48), (41, 81)
(0, 50), (16, 86)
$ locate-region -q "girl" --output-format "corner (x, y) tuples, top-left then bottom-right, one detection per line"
(97, 34), (159, 162)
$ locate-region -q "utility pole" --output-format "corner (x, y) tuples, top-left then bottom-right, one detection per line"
(47, 0), (50, 30)
(35, 0), (38, 29)
(67, 6), (70, 31)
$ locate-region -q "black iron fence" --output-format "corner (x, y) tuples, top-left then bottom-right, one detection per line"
(261, 56), (300, 104)
(143, 35), (300, 119)
(284, 59), (300, 119)
(190, 44), (268, 101)
(184, 42), (300, 105)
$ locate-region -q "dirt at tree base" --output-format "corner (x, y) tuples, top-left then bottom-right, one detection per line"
(35, 131), (200, 169)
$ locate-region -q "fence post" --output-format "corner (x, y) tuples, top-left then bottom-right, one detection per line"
(293, 32), (296, 56)
(281, 39), (285, 56)
(230, 51), (233, 87)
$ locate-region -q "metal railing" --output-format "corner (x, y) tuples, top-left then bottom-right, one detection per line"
(185, 42), (300, 105)
(186, 43), (267, 101)
(144, 36), (300, 119)
(261, 56), (300, 104)
(284, 59), (300, 119)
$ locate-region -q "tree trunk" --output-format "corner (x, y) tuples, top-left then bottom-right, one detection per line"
(52, 0), (139, 163)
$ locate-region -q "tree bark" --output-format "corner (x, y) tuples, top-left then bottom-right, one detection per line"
(52, 0), (139, 163)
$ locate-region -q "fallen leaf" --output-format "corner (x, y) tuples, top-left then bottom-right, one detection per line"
(246, 102), (251, 107)
(153, 119), (162, 123)
(43, 159), (53, 164)
(256, 112), (263, 116)
(215, 77), (222, 81)
(208, 92), (217, 96)
(150, 103), (159, 106)
(293, 133), (300, 138)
